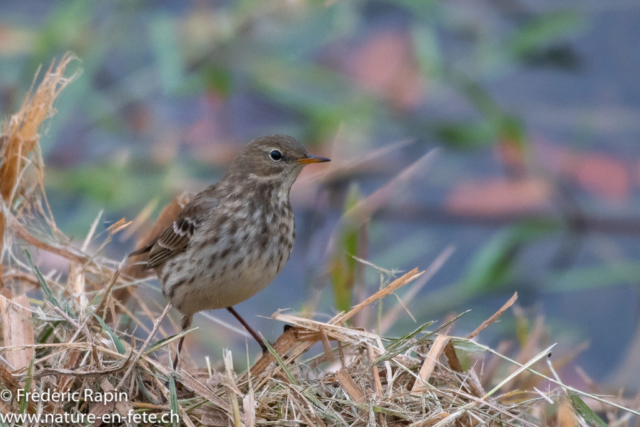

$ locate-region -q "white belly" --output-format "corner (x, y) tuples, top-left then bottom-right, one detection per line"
(160, 224), (293, 315)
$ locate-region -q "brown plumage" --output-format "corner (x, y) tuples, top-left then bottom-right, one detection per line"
(131, 135), (330, 366)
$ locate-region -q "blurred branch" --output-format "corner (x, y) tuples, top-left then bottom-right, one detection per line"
(310, 203), (640, 236)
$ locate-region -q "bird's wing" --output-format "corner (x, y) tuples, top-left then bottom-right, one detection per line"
(131, 190), (219, 270)
(145, 216), (200, 269)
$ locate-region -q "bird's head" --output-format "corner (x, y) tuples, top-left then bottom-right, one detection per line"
(227, 135), (330, 189)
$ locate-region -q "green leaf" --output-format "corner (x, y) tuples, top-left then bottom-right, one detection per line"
(168, 375), (180, 427)
(36, 321), (60, 344)
(435, 121), (496, 148)
(461, 222), (550, 295)
(545, 262), (640, 292)
(331, 184), (361, 313)
(515, 313), (530, 347)
(451, 339), (488, 354)
(570, 394), (608, 427)
(202, 66), (232, 98)
(498, 115), (527, 149)
(387, 321), (437, 351)
(508, 12), (585, 58)
(19, 359), (34, 415)
(91, 313), (126, 355)
(263, 339), (298, 386)
(377, 321), (436, 363)
(426, 310), (471, 338)
(24, 249), (63, 311)
(136, 372), (160, 405)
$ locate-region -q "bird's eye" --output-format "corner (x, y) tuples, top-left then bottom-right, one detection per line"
(269, 150), (283, 161)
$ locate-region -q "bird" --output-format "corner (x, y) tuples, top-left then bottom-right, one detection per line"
(130, 134), (330, 367)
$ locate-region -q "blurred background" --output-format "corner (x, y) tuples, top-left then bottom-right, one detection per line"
(1, 0), (639, 391)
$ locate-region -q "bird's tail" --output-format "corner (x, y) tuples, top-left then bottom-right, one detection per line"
(129, 243), (153, 257)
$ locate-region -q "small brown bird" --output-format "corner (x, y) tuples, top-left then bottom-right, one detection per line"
(131, 135), (330, 366)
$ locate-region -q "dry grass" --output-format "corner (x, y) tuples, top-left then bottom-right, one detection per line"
(0, 54), (638, 426)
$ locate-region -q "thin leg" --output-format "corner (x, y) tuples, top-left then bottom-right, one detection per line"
(227, 306), (267, 354)
(173, 315), (193, 370)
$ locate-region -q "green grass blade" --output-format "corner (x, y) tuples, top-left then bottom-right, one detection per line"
(545, 262), (640, 292)
(570, 394), (607, 427)
(451, 338), (488, 354)
(19, 358), (34, 414)
(331, 183), (361, 314)
(136, 372), (160, 405)
(377, 321), (436, 363)
(24, 249), (61, 310)
(91, 312), (126, 355)
(169, 375), (180, 427)
(263, 338), (298, 386)
(36, 321), (60, 344)
(144, 327), (198, 355)
(425, 310), (471, 338)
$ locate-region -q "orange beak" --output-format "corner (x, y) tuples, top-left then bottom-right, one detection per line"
(297, 154), (331, 164)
